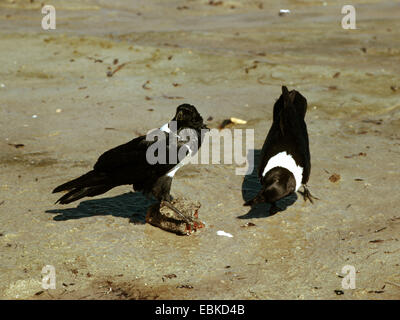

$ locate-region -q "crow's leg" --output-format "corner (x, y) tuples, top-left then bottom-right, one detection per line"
(300, 185), (319, 204)
(152, 175), (173, 202)
(153, 175), (192, 223)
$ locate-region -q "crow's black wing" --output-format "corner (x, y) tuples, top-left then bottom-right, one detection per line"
(94, 135), (151, 172)
(276, 89), (310, 184)
(93, 131), (191, 187)
(258, 87), (310, 182)
(280, 90), (310, 184)
(257, 121), (281, 178)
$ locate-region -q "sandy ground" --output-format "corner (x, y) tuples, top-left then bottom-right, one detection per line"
(0, 0), (399, 299)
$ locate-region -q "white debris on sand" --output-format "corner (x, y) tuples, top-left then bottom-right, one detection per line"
(217, 230), (233, 238)
(279, 9), (291, 16)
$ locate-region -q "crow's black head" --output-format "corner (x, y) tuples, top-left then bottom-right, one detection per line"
(172, 104), (208, 131)
(260, 167), (296, 203)
(244, 167), (296, 207)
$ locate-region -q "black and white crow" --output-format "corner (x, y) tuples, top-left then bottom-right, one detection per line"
(53, 104), (208, 216)
(244, 86), (317, 213)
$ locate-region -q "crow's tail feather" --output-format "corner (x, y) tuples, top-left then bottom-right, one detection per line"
(52, 170), (107, 194)
(55, 185), (114, 204)
(281, 85), (307, 119)
(53, 170), (114, 204)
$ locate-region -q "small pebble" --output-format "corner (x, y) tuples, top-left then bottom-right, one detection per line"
(329, 174), (340, 183)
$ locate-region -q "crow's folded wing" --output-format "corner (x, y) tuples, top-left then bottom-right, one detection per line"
(94, 135), (150, 171)
(93, 132), (191, 177)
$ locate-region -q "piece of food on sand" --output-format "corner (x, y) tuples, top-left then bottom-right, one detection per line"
(218, 117), (247, 129)
(146, 198), (204, 236)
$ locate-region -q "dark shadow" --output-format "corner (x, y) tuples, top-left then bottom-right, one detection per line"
(46, 192), (156, 224)
(238, 149), (298, 219)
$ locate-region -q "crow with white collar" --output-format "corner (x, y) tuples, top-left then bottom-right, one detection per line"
(53, 104), (208, 218)
(244, 86), (317, 213)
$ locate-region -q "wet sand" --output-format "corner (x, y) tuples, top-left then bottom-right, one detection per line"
(0, 0), (399, 299)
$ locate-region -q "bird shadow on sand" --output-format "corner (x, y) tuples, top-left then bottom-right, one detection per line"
(46, 191), (156, 223)
(238, 149), (298, 219)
